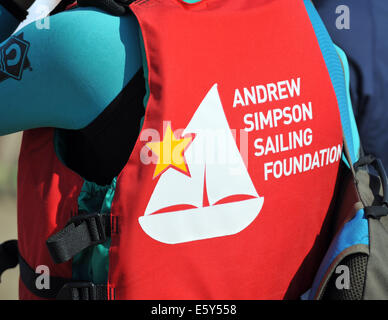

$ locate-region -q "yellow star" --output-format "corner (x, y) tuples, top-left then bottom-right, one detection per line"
(146, 124), (193, 178)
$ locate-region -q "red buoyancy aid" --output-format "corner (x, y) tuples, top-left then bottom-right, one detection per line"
(17, 0), (344, 299)
(18, 129), (84, 300)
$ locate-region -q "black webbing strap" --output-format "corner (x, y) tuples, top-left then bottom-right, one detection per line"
(0, 240), (19, 282)
(56, 282), (108, 300)
(77, 0), (135, 16)
(19, 253), (68, 299)
(354, 155), (388, 206)
(346, 142), (388, 219)
(46, 213), (110, 264)
(364, 206), (388, 219)
(19, 253), (108, 300)
(1, 0), (29, 21)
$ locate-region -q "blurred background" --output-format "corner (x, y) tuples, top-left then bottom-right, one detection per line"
(0, 133), (22, 300)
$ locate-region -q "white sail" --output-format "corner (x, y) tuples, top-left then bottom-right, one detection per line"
(140, 84), (264, 244)
(183, 84), (259, 206)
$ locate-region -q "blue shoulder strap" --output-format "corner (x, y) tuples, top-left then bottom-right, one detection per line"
(303, 0), (361, 165)
(302, 0), (369, 300)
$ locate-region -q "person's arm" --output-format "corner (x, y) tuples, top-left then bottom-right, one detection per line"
(313, 0), (374, 121)
(0, 7), (142, 136)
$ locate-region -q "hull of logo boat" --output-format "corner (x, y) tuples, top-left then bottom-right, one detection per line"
(138, 197), (264, 244)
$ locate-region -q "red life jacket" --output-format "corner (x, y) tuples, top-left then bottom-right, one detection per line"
(17, 0), (344, 300)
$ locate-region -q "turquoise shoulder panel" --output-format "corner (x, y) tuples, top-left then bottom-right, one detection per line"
(334, 44), (361, 164)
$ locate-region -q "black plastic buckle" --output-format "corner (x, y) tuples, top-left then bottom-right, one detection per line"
(67, 213), (107, 245)
(47, 212), (110, 264)
(57, 282), (97, 300)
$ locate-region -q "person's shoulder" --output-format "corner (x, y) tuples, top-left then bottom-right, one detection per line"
(45, 7), (139, 48)
(25, 7), (142, 83)
(15, 6), (138, 54)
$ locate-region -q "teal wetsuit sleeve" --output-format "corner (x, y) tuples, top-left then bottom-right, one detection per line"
(0, 5), (20, 42)
(0, 7), (142, 136)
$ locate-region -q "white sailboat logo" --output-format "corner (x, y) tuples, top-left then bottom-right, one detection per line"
(139, 84), (264, 244)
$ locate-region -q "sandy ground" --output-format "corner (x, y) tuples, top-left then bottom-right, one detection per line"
(0, 195), (19, 300)
(0, 134), (22, 300)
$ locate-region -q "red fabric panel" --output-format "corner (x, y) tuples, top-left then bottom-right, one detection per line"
(17, 129), (84, 299)
(109, 0), (343, 299)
